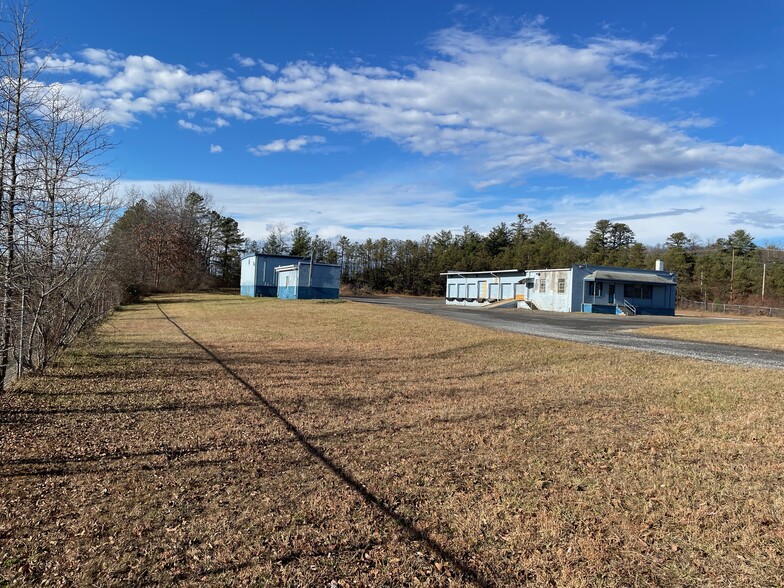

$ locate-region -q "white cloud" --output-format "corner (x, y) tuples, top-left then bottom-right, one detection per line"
(188, 89), (220, 109)
(214, 116), (229, 127)
(231, 54), (278, 73)
(232, 53), (257, 67)
(472, 179), (504, 190)
(177, 119), (211, 133)
(672, 116), (718, 129)
(210, 144), (223, 153)
(248, 135), (326, 156)
(46, 22), (783, 182)
(259, 60), (278, 73)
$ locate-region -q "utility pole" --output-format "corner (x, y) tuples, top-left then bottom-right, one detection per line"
(762, 263), (767, 301)
(729, 248), (736, 302)
(700, 271), (705, 307)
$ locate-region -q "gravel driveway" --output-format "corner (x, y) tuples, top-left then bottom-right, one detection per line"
(348, 297), (784, 370)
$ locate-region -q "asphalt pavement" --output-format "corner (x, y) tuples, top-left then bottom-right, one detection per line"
(347, 296), (784, 370)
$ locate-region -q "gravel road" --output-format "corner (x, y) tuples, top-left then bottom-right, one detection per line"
(348, 297), (784, 370)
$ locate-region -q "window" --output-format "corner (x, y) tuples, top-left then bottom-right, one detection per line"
(587, 282), (603, 297)
(557, 278), (566, 293)
(539, 280), (546, 293)
(624, 284), (652, 299)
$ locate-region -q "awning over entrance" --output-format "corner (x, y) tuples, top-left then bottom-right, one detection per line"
(584, 270), (676, 285)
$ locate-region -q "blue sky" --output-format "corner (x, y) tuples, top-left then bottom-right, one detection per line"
(34, 0), (784, 245)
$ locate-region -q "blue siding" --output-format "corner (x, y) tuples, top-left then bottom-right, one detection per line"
(583, 303), (621, 315)
(275, 263), (340, 300)
(296, 264), (341, 291)
(635, 307), (675, 316)
(241, 285), (277, 297)
(574, 264), (676, 315)
(278, 286), (298, 299)
(296, 287), (340, 300)
(240, 253), (308, 297)
(242, 253), (340, 300)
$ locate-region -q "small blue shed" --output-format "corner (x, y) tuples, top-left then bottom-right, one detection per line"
(240, 253), (307, 297)
(275, 261), (341, 300)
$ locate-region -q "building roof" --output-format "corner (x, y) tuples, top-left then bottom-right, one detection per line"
(440, 269), (522, 277)
(584, 270), (676, 285)
(241, 252), (307, 261)
(274, 261), (341, 272)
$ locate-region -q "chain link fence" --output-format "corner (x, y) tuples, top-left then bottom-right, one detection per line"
(678, 298), (784, 318)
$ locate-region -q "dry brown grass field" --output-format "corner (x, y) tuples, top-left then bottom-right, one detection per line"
(637, 318), (784, 352)
(1, 293), (783, 586)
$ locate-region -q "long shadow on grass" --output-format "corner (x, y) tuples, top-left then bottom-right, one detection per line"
(0, 399), (258, 418)
(156, 303), (492, 588)
(1, 405), (537, 478)
(0, 456), (242, 478)
(1, 406), (525, 481)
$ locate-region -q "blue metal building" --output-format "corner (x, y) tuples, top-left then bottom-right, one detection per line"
(240, 253), (307, 297)
(275, 261), (341, 300)
(520, 264), (677, 315)
(573, 264), (676, 315)
(443, 262), (677, 316)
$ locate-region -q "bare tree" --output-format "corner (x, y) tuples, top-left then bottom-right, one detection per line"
(0, 4), (119, 385)
(0, 3), (45, 387)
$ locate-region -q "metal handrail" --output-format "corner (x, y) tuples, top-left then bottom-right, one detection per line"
(623, 300), (637, 316)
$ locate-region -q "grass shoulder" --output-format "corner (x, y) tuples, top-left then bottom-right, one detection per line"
(634, 317), (784, 352)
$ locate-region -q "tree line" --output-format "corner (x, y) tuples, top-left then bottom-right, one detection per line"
(106, 184), (246, 298)
(251, 215), (784, 307)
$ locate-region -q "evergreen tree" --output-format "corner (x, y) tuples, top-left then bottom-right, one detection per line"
(485, 222), (512, 258)
(584, 219), (613, 264)
(289, 226), (312, 257)
(663, 232), (696, 295)
(584, 219), (638, 266)
(215, 216), (245, 287)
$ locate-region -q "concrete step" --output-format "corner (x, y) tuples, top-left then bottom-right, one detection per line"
(479, 298), (517, 309)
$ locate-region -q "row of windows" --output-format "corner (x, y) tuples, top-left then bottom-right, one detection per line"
(586, 282), (653, 300)
(536, 279), (654, 299)
(624, 284), (652, 299)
